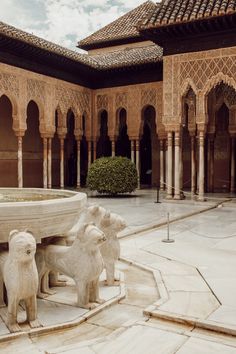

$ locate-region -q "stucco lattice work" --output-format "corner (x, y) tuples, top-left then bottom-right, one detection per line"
(0, 73), (19, 98)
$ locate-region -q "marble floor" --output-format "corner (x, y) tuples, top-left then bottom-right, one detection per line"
(1, 190), (236, 353)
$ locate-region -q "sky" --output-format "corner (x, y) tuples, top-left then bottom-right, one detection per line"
(0, 0), (147, 51)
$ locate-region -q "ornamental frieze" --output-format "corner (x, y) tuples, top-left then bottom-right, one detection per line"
(0, 73), (19, 97)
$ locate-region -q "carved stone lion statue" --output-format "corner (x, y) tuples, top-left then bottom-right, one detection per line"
(0, 230), (40, 332)
(36, 223), (106, 309)
(99, 212), (126, 285)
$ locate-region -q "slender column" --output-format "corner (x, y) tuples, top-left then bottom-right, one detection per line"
(165, 140), (168, 191)
(174, 131), (181, 200)
(88, 141), (92, 168)
(167, 132), (173, 199)
(111, 140), (115, 157)
(131, 140), (135, 163)
(136, 140), (140, 189)
(198, 131), (205, 201)
(179, 134), (184, 198)
(17, 136), (23, 188)
(43, 137), (48, 189)
(231, 137), (235, 193)
(209, 136), (214, 193)
(59, 137), (64, 189)
(191, 136), (196, 195)
(93, 140), (97, 161)
(160, 140), (164, 191)
(77, 140), (81, 189)
(47, 138), (52, 189)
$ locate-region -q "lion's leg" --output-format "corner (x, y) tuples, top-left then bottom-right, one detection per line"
(42, 270), (56, 295)
(76, 281), (95, 310)
(7, 296), (21, 332)
(49, 271), (67, 287)
(89, 278), (105, 304)
(0, 273), (5, 307)
(105, 262), (120, 286)
(25, 295), (41, 329)
(37, 270), (49, 299)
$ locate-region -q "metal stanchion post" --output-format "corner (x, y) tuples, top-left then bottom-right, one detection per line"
(162, 212), (175, 243)
(155, 188), (161, 203)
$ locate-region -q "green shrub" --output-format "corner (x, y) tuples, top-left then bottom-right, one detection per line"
(86, 157), (138, 195)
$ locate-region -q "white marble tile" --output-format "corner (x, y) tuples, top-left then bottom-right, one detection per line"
(92, 324), (187, 354)
(208, 305), (236, 327)
(176, 337), (236, 354)
(162, 275), (209, 292)
(159, 291), (219, 319)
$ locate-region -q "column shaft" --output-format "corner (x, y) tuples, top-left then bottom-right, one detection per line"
(17, 136), (23, 188)
(60, 138), (64, 189)
(167, 132), (173, 199)
(111, 140), (115, 157)
(198, 131), (205, 201)
(209, 137), (214, 193)
(43, 138), (48, 189)
(77, 140), (81, 189)
(88, 141), (92, 168)
(191, 136), (196, 194)
(136, 140), (140, 189)
(231, 137), (235, 193)
(131, 140), (135, 163)
(47, 138), (52, 189)
(160, 140), (164, 191)
(174, 132), (181, 200)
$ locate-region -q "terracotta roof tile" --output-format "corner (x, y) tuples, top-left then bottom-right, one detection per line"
(140, 0), (236, 28)
(78, 1), (156, 49)
(0, 21), (162, 71)
(91, 44), (163, 70)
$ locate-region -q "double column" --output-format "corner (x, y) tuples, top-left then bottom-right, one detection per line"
(42, 134), (54, 189)
(14, 130), (25, 188)
(159, 139), (166, 191)
(131, 138), (140, 189)
(198, 130), (205, 201)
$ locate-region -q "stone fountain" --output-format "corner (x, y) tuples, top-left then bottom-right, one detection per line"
(0, 188), (87, 242)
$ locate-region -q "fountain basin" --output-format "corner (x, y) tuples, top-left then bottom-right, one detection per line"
(0, 188), (87, 243)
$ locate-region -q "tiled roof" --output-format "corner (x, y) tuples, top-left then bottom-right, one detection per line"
(0, 21), (162, 71)
(91, 45), (163, 70)
(78, 1), (156, 49)
(0, 21), (96, 68)
(140, 0), (236, 29)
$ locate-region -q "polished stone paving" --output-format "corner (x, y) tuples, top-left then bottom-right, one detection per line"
(1, 190), (236, 353)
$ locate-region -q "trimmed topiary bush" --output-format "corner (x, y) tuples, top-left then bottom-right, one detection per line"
(86, 157), (138, 195)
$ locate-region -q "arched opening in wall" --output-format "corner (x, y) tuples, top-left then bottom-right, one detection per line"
(96, 110), (111, 158)
(116, 108), (131, 158)
(0, 95), (17, 187)
(23, 100), (43, 187)
(140, 105), (157, 187)
(80, 113), (88, 187)
(65, 109), (77, 187)
(182, 88), (196, 191)
(207, 82), (235, 193)
(214, 103), (230, 192)
(52, 110), (60, 187)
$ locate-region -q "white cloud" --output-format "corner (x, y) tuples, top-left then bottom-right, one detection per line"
(0, 0), (151, 50)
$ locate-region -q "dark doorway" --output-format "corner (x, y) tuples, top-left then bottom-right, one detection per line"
(140, 106), (156, 186)
(23, 100), (43, 187)
(65, 110), (77, 187)
(97, 110), (111, 158)
(52, 110), (60, 187)
(214, 103), (230, 192)
(0, 95), (17, 187)
(80, 114), (88, 187)
(116, 108), (131, 158)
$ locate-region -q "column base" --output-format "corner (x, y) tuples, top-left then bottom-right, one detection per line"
(166, 194), (173, 200)
(174, 195), (181, 200)
(198, 196), (206, 202)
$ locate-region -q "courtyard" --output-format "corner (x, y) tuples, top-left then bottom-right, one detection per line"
(0, 190), (236, 353)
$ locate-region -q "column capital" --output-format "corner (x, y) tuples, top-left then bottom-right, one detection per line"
(14, 129), (25, 138)
(41, 132), (54, 139)
(197, 124), (207, 133)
